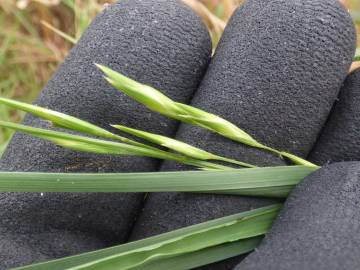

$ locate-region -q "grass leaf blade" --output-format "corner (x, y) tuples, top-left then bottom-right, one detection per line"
(13, 205), (281, 270)
(0, 166), (317, 197)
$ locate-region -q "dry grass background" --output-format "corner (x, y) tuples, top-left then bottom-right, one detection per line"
(0, 0), (359, 153)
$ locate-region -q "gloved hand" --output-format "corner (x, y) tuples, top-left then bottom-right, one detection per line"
(0, 0), (358, 269)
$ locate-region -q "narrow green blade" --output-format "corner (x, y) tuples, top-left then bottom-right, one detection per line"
(0, 166), (317, 197)
(13, 205), (280, 270)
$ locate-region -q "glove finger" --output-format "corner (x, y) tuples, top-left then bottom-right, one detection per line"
(237, 162), (360, 270)
(308, 68), (360, 164)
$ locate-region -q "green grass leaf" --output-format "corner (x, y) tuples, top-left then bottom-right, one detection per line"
(0, 166), (317, 197)
(13, 205), (281, 270)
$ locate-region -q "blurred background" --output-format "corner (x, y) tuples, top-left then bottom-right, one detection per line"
(0, 0), (359, 154)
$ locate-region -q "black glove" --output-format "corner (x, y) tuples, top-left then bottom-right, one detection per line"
(0, 0), (357, 269)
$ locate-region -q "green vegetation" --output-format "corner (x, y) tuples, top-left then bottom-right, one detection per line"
(14, 205), (280, 270)
(0, 1), (359, 269)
